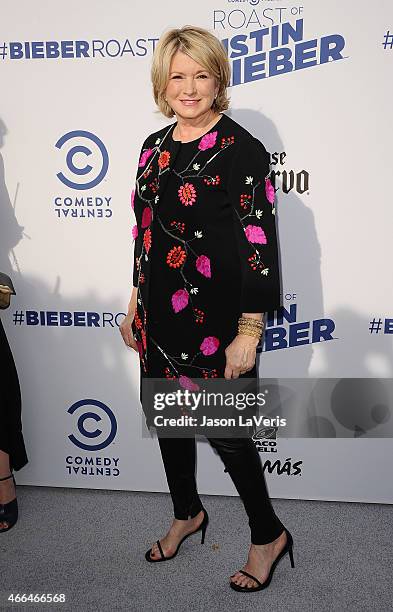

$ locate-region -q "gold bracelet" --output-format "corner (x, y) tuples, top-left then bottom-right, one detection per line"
(238, 316), (263, 324)
(237, 323), (263, 334)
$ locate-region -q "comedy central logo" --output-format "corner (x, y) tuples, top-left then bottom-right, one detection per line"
(54, 130), (113, 219)
(67, 399), (117, 451)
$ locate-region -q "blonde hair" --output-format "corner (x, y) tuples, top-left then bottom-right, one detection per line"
(151, 25), (231, 118)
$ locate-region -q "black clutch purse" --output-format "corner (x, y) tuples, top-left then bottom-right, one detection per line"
(0, 272), (16, 310)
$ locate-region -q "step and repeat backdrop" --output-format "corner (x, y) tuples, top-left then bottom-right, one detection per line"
(1, 0), (393, 503)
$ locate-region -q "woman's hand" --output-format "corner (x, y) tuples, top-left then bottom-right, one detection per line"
(120, 287), (139, 351)
(224, 334), (259, 379)
(119, 311), (138, 351)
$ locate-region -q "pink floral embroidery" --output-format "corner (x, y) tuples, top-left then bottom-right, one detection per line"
(138, 148), (153, 167)
(245, 224), (267, 244)
(171, 289), (189, 313)
(136, 340), (143, 359)
(141, 206), (152, 228)
(131, 188), (135, 210)
(178, 183), (197, 206)
(196, 255), (211, 278)
(265, 178), (275, 204)
(132, 224), (138, 241)
(179, 375), (200, 391)
(200, 336), (220, 356)
(198, 131), (218, 151)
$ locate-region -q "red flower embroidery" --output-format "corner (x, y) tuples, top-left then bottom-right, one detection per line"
(193, 308), (205, 324)
(240, 193), (252, 209)
(134, 312), (142, 329)
(164, 367), (176, 380)
(178, 183), (196, 206)
(142, 165), (153, 179)
(149, 178), (159, 193)
(166, 246), (186, 268)
(143, 228), (152, 253)
(158, 150), (170, 169)
(248, 254), (266, 272)
(220, 135), (234, 148)
(170, 220), (185, 234)
(139, 273), (145, 284)
(202, 369), (218, 379)
(203, 175), (221, 186)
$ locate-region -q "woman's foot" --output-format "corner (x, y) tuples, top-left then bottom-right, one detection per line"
(230, 529), (287, 589)
(148, 509), (205, 560)
(0, 474), (16, 530)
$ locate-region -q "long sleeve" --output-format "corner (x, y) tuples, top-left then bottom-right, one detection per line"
(227, 136), (282, 313)
(131, 139), (149, 288)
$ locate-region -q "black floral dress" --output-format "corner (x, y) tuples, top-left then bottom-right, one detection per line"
(131, 112), (281, 422)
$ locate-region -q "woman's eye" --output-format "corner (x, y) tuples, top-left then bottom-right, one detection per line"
(171, 75), (208, 79)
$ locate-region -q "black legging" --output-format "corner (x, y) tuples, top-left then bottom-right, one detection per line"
(157, 434), (285, 545)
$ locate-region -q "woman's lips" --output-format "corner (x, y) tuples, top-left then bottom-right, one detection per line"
(180, 100), (200, 106)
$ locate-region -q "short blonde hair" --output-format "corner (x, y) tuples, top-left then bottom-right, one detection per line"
(151, 25), (231, 118)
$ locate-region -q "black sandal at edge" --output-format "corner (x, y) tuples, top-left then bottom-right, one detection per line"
(0, 473), (18, 533)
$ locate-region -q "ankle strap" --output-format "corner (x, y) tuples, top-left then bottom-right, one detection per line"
(0, 473), (13, 482)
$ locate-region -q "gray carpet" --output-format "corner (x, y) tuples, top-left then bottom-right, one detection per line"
(1, 486), (392, 612)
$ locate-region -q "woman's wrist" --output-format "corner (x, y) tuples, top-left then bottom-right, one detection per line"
(236, 332), (260, 347)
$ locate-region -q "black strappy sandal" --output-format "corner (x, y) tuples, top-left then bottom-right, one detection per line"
(0, 473), (18, 533)
(229, 527), (294, 592)
(145, 508), (209, 562)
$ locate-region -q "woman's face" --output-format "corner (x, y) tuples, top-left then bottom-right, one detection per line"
(165, 50), (218, 120)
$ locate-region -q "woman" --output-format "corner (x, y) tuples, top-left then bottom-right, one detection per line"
(120, 25), (294, 592)
(0, 279), (28, 532)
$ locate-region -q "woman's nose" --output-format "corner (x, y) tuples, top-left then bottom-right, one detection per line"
(183, 78), (197, 95)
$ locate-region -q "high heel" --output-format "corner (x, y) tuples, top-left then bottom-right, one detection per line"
(230, 527), (294, 592)
(145, 507), (209, 562)
(0, 473), (18, 533)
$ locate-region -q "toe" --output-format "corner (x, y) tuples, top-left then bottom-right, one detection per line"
(150, 544), (158, 558)
(230, 571), (242, 585)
